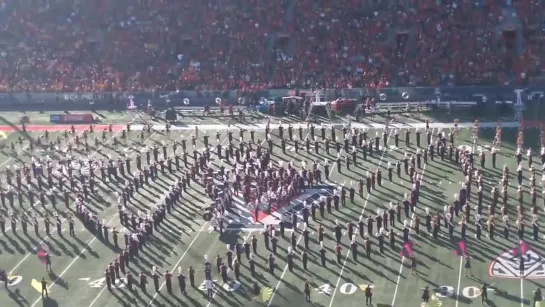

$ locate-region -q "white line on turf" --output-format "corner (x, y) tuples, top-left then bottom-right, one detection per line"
(205, 231), (253, 306)
(3, 114), (142, 234)
(267, 137), (339, 307)
(30, 211), (125, 306)
(8, 128), (139, 274)
(87, 129), (207, 307)
(33, 133), (163, 306)
(455, 256), (463, 307)
(391, 155), (429, 307)
(266, 233), (304, 307)
(520, 277), (524, 307)
(144, 222), (209, 307)
(327, 126), (394, 307)
(1, 130), (96, 235)
(1, 136), (49, 234)
(130, 121), (520, 132)
(0, 131), (46, 169)
(28, 135), (162, 307)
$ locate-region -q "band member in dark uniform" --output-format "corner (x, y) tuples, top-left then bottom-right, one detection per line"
(422, 286), (430, 304)
(481, 283), (489, 305)
(304, 281), (311, 302)
(365, 284), (373, 305)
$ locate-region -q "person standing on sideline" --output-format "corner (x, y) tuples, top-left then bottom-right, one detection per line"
(464, 255), (472, 276)
(481, 283), (489, 305)
(41, 278), (48, 298)
(253, 282), (261, 299)
(365, 284), (373, 305)
(304, 281), (311, 302)
(0, 270), (7, 289)
(45, 253), (52, 272)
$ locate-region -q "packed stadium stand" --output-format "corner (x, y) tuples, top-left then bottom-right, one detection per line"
(0, 0), (543, 92)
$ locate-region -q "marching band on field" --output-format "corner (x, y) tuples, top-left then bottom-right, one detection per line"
(0, 120), (543, 306)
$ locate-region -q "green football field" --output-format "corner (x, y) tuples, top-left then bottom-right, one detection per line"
(0, 109), (543, 307)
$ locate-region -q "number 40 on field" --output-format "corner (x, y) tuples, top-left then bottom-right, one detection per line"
(316, 283), (374, 295)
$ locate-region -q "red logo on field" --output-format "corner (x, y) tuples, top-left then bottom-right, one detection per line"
(488, 246), (545, 279)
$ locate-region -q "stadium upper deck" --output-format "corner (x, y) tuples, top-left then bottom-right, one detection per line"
(0, 0), (543, 92)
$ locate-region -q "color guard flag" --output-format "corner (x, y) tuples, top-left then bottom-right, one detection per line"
(511, 241), (529, 257)
(453, 240), (467, 256)
(400, 240), (415, 258)
(36, 244), (48, 265)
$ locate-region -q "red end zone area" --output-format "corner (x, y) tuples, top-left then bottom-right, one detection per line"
(0, 124), (125, 132)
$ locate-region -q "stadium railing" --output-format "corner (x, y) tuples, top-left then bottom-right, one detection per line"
(0, 85), (543, 111)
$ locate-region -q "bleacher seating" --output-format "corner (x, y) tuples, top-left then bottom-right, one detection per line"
(0, 0), (543, 92)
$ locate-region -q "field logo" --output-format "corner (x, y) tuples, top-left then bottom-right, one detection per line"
(279, 185), (334, 224)
(457, 144), (486, 154)
(489, 249), (545, 279)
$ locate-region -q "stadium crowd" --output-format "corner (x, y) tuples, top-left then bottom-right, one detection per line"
(0, 0), (543, 92)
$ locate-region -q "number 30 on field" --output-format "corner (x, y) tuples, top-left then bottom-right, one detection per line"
(435, 286), (494, 299)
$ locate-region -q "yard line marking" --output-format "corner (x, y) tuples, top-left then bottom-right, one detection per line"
(87, 134), (200, 307)
(143, 222), (209, 307)
(327, 126), (394, 307)
(10, 123), (149, 276)
(520, 277), (524, 307)
(132, 121), (520, 132)
(30, 212), (122, 307)
(0, 131), (81, 235)
(268, 143), (329, 306)
(31, 133), (159, 307)
(205, 232), (253, 306)
(455, 256), (463, 307)
(266, 233), (304, 307)
(3, 114), (141, 234)
(224, 227), (279, 232)
(391, 159), (429, 306)
(0, 131), (46, 169)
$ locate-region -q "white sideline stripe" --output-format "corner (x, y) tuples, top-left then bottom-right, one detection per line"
(144, 222), (208, 307)
(391, 162), (428, 306)
(455, 256), (463, 307)
(520, 277), (524, 307)
(30, 212), (122, 307)
(127, 121), (520, 132)
(224, 227), (294, 232)
(8, 127), (136, 274)
(266, 234), (304, 307)
(205, 232), (253, 306)
(0, 132), (46, 168)
(267, 128), (329, 306)
(29, 128), (168, 307)
(327, 126), (394, 307)
(3, 113), (140, 234)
